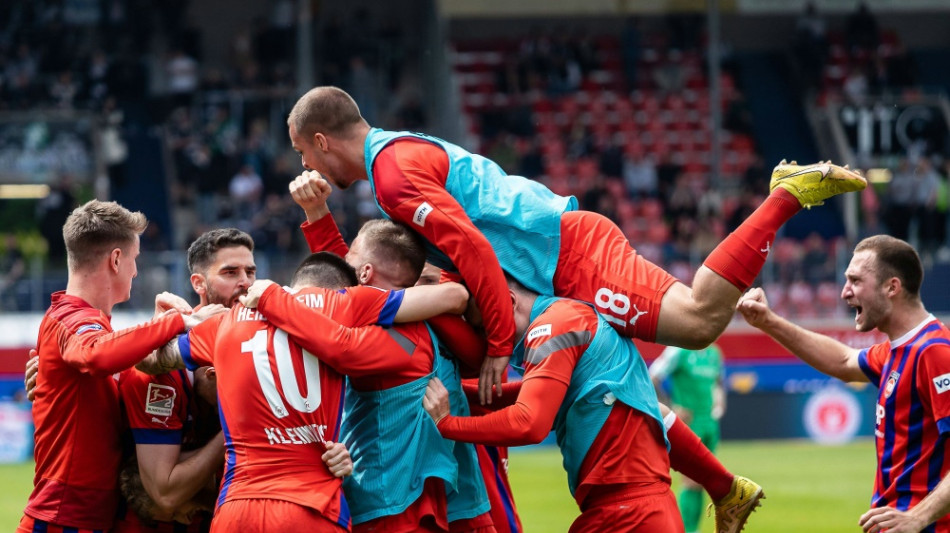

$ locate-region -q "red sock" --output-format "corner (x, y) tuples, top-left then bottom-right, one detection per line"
(702, 188), (801, 290)
(667, 416), (734, 501)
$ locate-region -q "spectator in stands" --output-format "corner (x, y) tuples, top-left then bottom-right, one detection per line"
(228, 163), (264, 224)
(622, 144), (658, 199)
(49, 71), (78, 109)
(164, 48), (199, 107)
(915, 158), (943, 261)
(100, 96), (128, 191)
(654, 49), (687, 94)
(843, 66), (869, 103)
(36, 176), (76, 266)
(0, 234), (26, 311)
(884, 158), (916, 241)
(801, 232), (833, 284)
(846, 2), (881, 54)
(621, 17), (642, 88)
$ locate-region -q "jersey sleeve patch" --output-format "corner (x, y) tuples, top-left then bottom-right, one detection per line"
(145, 383), (177, 417)
(526, 324), (552, 342)
(76, 323), (104, 335)
(524, 331), (591, 366)
(933, 373), (950, 395)
(412, 202), (434, 227)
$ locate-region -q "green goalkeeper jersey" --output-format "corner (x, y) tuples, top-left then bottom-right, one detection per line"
(649, 344), (723, 422)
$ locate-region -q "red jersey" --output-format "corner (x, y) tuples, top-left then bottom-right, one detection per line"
(182, 306), (350, 528)
(119, 368), (206, 448)
(26, 292), (185, 530)
(179, 284), (419, 528)
(437, 299), (669, 507)
(115, 367), (218, 532)
(858, 315), (950, 530)
(369, 139), (515, 359)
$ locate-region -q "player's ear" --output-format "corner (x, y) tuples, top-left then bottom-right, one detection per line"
(191, 273), (206, 295)
(358, 263), (373, 285)
(314, 132), (328, 152)
(109, 248), (122, 273)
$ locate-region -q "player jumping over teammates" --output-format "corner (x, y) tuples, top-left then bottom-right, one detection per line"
(286, 85), (867, 407)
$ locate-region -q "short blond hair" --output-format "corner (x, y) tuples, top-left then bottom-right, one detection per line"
(358, 219), (426, 287)
(287, 86), (366, 139)
(63, 200), (147, 271)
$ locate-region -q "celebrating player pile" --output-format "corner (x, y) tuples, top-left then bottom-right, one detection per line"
(20, 85), (877, 533)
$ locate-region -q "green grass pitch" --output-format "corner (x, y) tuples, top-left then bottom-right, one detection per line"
(507, 439), (875, 532)
(0, 439), (875, 532)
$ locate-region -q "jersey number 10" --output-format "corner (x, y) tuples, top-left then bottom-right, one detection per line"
(242, 329), (323, 419)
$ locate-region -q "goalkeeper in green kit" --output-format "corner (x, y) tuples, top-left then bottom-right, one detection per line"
(650, 343), (726, 533)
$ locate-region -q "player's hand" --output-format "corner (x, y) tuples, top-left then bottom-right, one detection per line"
(479, 355), (509, 406)
(239, 280), (277, 309)
(736, 287), (773, 329)
(423, 377), (451, 425)
(322, 441), (354, 478)
(155, 291), (193, 317)
(182, 304), (228, 330)
(24, 350), (38, 402)
(290, 171), (332, 222)
(859, 505), (928, 533)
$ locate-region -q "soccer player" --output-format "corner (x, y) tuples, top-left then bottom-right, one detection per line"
(422, 275), (682, 532)
(291, 180), (500, 532)
(650, 344), (727, 533)
(114, 228), (258, 531)
(286, 86), (868, 404)
(19, 200), (210, 533)
(737, 235), (950, 533)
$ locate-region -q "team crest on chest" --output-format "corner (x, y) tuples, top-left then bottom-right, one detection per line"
(145, 383), (176, 417)
(884, 371), (900, 399)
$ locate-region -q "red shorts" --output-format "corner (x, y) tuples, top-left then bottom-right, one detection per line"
(211, 499), (348, 533)
(570, 484), (683, 533)
(554, 211), (677, 342)
(17, 515), (106, 533)
(354, 478), (448, 533)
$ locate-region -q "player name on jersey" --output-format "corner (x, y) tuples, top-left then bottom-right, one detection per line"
(263, 423), (328, 446)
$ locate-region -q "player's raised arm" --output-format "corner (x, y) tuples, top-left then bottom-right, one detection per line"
(135, 305), (228, 375)
(293, 172), (350, 257)
(62, 311), (187, 377)
(245, 281), (419, 376)
(395, 281), (469, 322)
(737, 287), (866, 382)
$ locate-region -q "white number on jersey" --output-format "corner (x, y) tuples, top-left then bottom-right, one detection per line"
(242, 328), (322, 419)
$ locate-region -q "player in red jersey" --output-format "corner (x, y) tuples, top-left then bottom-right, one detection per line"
(286, 86), (867, 406)
(113, 228), (257, 532)
(423, 276), (683, 533)
(19, 200), (211, 533)
(114, 366), (221, 533)
(739, 235), (950, 533)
